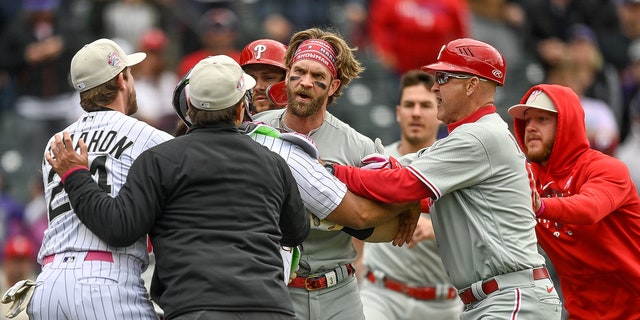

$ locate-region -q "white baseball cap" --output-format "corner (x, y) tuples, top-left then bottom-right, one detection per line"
(71, 38), (146, 92)
(187, 55), (256, 111)
(508, 90), (557, 119)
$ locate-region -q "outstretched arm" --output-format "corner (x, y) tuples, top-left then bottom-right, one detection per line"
(326, 191), (417, 229)
(333, 165), (434, 203)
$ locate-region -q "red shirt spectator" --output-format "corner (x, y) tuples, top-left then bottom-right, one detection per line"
(176, 8), (241, 77)
(368, 0), (469, 74)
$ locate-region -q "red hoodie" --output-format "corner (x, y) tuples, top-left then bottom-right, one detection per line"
(513, 84), (640, 320)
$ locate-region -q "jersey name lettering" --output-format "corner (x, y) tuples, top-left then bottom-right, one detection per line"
(75, 130), (134, 159)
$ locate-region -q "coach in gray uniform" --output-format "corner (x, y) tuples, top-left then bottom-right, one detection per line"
(45, 55), (309, 320)
(330, 38), (563, 319)
(254, 28), (376, 320)
(357, 70), (462, 320)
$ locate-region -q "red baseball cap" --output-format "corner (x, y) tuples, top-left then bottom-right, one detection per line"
(140, 29), (168, 52)
(4, 236), (35, 259)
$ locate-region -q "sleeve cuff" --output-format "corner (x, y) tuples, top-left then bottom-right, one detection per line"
(61, 166), (89, 184)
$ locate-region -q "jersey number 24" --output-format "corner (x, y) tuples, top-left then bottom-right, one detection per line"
(47, 155), (112, 221)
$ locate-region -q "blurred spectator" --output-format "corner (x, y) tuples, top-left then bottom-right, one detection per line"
(165, 0), (237, 58)
(23, 174), (46, 252)
(618, 0), (640, 41)
(546, 55), (620, 155)
(0, 1), (20, 35)
(256, 0), (349, 44)
(0, 171), (27, 261)
(260, 12), (293, 45)
(518, 0), (620, 72)
(570, 24), (623, 118)
(617, 0), (640, 141)
(0, 0), (21, 113)
(0, 236), (37, 320)
(616, 39), (640, 195)
(364, 0), (468, 114)
(368, 0), (469, 76)
(131, 28), (178, 132)
(468, 0), (531, 120)
(0, 0), (86, 169)
(176, 7), (241, 77)
(101, 0), (160, 49)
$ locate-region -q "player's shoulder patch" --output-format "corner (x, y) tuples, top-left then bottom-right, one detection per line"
(280, 132), (319, 160)
(240, 121), (319, 159)
(238, 121), (281, 138)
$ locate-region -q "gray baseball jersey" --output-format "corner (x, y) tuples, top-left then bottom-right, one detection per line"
(254, 109), (376, 320)
(364, 141), (452, 285)
(30, 110), (173, 320)
(399, 113), (546, 289)
(359, 141), (462, 320)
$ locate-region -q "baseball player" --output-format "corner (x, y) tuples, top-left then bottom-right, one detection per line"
(356, 70), (463, 320)
(29, 38), (173, 319)
(240, 39), (288, 114)
(509, 84), (640, 319)
(253, 28), (377, 320)
(170, 70), (420, 283)
(44, 55), (310, 319)
(327, 38), (563, 319)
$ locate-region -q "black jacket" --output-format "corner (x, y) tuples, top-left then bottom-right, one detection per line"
(63, 122), (308, 319)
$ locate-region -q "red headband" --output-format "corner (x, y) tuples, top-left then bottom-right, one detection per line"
(290, 39), (338, 78)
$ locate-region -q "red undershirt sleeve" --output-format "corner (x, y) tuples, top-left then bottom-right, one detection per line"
(333, 164), (434, 204)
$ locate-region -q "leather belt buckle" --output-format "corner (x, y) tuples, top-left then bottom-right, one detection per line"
(304, 275), (327, 291)
(290, 263), (354, 291)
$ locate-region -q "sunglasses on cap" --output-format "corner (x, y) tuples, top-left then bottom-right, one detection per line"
(434, 71), (487, 85)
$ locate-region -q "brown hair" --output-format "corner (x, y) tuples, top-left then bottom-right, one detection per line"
(78, 68), (129, 112)
(284, 28), (364, 105)
(398, 70), (434, 103)
(187, 99), (241, 126)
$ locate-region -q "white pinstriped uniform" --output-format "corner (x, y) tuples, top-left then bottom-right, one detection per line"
(250, 133), (347, 220)
(250, 129), (348, 283)
(255, 109), (376, 320)
(29, 110), (173, 320)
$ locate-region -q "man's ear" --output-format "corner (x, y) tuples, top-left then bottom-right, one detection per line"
(328, 78), (341, 96)
(466, 77), (480, 96)
(118, 73), (127, 90)
(236, 101), (246, 125)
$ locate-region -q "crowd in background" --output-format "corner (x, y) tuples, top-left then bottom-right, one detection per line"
(0, 0), (640, 313)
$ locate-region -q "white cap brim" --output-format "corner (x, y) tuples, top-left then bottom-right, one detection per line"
(127, 52), (147, 67)
(508, 90), (557, 119)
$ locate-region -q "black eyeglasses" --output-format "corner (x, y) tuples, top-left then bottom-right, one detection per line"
(434, 71), (487, 85)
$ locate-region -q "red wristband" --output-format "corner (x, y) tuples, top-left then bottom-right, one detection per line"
(61, 166), (89, 184)
(535, 198), (546, 218)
